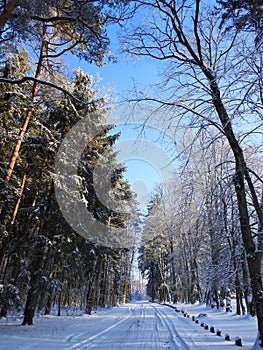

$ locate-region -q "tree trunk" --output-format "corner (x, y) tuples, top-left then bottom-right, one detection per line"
(0, 303), (9, 318)
(10, 162), (28, 224)
(5, 28), (46, 182)
(0, 0), (18, 30)
(225, 289), (232, 312)
(22, 291), (38, 325)
(57, 290), (62, 317)
(21, 239), (48, 325)
(150, 262), (155, 301)
(205, 67), (263, 345)
(235, 272), (242, 316)
(242, 254), (256, 316)
(123, 251), (130, 304)
(86, 259), (103, 315)
(44, 289), (54, 316)
(99, 259), (108, 308)
(0, 162), (28, 269)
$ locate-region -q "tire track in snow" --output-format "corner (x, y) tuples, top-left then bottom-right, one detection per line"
(152, 304), (191, 350)
(67, 303), (190, 349)
(67, 307), (134, 349)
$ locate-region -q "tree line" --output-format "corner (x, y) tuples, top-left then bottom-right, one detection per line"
(124, 0), (263, 347)
(140, 134), (261, 316)
(0, 0), (137, 326)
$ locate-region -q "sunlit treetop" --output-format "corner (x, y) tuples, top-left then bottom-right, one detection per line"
(0, 0), (132, 66)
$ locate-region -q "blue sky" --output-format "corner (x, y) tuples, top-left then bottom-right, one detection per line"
(68, 25), (176, 207)
(69, 24), (161, 101)
(111, 122), (177, 208)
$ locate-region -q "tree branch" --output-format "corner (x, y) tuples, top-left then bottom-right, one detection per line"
(0, 76), (96, 105)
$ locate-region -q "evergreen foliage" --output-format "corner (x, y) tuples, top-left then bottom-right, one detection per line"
(0, 45), (135, 324)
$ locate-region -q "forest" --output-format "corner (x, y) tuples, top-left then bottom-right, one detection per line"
(0, 0), (263, 348)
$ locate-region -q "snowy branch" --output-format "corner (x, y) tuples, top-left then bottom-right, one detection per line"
(0, 77), (97, 106)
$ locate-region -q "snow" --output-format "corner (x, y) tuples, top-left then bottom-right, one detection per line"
(0, 301), (258, 350)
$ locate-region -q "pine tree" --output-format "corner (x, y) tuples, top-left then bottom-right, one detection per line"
(0, 52), (135, 323)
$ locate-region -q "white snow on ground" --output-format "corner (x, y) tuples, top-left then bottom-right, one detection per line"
(0, 301), (258, 350)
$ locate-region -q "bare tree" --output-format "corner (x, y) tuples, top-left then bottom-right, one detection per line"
(123, 0), (263, 346)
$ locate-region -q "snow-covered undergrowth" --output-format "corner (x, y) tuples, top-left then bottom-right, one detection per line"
(171, 301), (257, 349)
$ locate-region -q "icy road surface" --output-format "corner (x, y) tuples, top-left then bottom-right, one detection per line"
(0, 302), (256, 349)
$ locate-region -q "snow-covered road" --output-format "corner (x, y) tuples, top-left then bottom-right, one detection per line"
(0, 302), (256, 349)
(67, 303), (191, 349)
